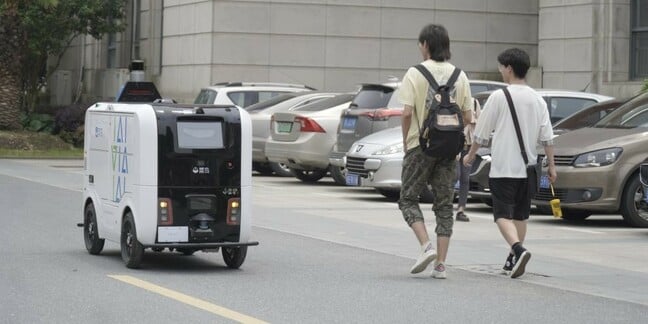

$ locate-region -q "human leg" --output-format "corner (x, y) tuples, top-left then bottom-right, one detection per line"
(428, 157), (456, 265)
(399, 149), (436, 273)
(455, 150), (471, 221)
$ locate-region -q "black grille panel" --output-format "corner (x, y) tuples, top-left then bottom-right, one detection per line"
(540, 154), (574, 166)
(346, 157), (369, 176)
(534, 187), (568, 201)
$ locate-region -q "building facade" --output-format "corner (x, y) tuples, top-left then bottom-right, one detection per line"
(51, 0), (645, 105)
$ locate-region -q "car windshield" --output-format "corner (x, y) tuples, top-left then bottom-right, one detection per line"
(295, 93), (356, 112)
(385, 88), (403, 108)
(194, 89), (217, 104)
(594, 94), (648, 129)
(553, 99), (624, 130)
(349, 85), (394, 109)
(246, 93), (304, 112)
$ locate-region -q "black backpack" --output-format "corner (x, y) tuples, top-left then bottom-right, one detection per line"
(413, 65), (465, 159)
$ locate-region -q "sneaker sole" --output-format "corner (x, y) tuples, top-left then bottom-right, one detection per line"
(432, 272), (447, 279)
(410, 252), (437, 274)
(510, 251), (531, 279)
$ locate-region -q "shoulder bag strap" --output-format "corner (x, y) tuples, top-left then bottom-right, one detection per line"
(445, 68), (462, 89)
(413, 64), (439, 91)
(502, 88), (529, 166)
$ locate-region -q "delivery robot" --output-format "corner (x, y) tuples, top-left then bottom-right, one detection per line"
(81, 96), (258, 269)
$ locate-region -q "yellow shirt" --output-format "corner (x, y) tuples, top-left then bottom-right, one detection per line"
(399, 60), (473, 150)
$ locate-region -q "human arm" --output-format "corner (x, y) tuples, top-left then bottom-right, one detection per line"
(402, 105), (413, 152)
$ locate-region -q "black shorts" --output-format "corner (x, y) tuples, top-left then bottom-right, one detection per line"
(489, 177), (532, 221)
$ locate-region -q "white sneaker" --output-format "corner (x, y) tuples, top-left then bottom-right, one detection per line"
(431, 262), (447, 279)
(410, 243), (437, 274)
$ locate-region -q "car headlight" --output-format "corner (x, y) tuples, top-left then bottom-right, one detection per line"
(573, 148), (622, 168)
(373, 143), (403, 155)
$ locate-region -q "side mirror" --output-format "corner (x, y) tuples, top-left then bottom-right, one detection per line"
(640, 163), (648, 186)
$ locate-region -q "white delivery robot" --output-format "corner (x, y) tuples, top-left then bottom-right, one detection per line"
(81, 82), (257, 269)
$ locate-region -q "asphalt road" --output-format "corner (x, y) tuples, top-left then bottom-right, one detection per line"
(1, 159), (647, 323)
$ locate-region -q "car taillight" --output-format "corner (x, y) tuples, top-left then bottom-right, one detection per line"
(227, 198), (240, 225)
(158, 198), (173, 225)
(295, 116), (325, 133)
(360, 108), (402, 121)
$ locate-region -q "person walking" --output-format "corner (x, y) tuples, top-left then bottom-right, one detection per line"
(463, 48), (557, 279)
(455, 98), (481, 222)
(399, 24), (473, 279)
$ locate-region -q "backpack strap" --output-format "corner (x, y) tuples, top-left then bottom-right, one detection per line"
(413, 64), (439, 91)
(502, 88), (529, 166)
(445, 68), (462, 89)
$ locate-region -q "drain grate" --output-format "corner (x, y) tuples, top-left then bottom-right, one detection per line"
(455, 264), (551, 278)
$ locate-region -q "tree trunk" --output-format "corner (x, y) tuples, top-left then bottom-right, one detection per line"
(0, 1), (25, 130)
(0, 67), (22, 130)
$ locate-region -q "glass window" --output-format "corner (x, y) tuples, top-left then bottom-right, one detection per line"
(350, 87), (394, 109)
(470, 84), (490, 95)
(631, 0), (648, 78)
(549, 97), (597, 123)
(194, 90), (217, 104)
(177, 122), (224, 149)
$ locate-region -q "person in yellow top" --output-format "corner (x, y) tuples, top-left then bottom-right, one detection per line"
(398, 24), (473, 279)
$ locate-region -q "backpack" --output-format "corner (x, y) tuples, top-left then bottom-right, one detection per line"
(413, 65), (465, 159)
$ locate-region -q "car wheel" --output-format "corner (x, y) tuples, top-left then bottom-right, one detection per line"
(83, 202), (105, 255)
(376, 188), (400, 200)
(480, 198), (493, 207)
(222, 246), (247, 269)
(253, 162), (274, 176)
(121, 212), (144, 269)
(561, 209), (591, 221)
(270, 162), (293, 177)
(292, 169), (327, 182)
(329, 166), (347, 186)
(620, 173), (648, 228)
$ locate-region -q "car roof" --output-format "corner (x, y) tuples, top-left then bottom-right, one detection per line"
(473, 89), (613, 101)
(201, 82), (315, 91)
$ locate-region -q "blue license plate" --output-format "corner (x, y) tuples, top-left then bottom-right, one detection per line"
(342, 117), (357, 130)
(540, 175), (550, 189)
(346, 173), (360, 186)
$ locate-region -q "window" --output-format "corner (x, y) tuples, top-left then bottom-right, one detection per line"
(631, 0), (648, 79)
(194, 90), (217, 104)
(548, 97), (597, 124)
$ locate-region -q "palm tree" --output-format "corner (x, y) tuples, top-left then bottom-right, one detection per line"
(0, 0), (25, 130)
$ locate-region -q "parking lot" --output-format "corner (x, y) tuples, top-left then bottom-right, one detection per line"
(1, 159), (647, 323)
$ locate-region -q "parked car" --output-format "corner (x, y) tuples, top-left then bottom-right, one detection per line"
(265, 94), (356, 182)
(330, 79), (507, 186)
(468, 90), (615, 206)
(531, 92), (648, 227)
(250, 92), (341, 176)
(193, 82), (314, 108)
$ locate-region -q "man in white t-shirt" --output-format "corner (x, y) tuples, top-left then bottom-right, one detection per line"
(398, 24), (473, 279)
(463, 48), (557, 279)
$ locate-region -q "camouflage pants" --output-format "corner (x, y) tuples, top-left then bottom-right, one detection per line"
(398, 147), (456, 237)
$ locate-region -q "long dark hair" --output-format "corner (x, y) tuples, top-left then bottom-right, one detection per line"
(418, 24), (451, 62)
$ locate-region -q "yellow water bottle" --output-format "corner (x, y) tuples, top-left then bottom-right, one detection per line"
(550, 184), (562, 218)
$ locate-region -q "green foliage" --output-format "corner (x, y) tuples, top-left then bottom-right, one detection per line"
(641, 79), (648, 94)
(1, 0), (127, 114)
(20, 113), (55, 133)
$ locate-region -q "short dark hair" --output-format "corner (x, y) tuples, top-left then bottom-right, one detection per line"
(418, 24), (451, 62)
(497, 48), (530, 79)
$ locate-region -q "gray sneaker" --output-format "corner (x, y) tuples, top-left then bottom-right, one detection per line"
(410, 243), (437, 274)
(431, 262), (447, 279)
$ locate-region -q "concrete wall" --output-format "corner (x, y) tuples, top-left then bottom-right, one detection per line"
(538, 0), (642, 98)
(159, 0), (539, 103)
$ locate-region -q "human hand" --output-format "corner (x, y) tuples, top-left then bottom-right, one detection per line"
(462, 153), (475, 168)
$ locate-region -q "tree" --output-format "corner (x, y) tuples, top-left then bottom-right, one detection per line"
(642, 79), (648, 94)
(0, 0), (126, 130)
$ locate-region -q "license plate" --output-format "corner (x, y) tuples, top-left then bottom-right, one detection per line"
(540, 175), (550, 189)
(157, 226), (188, 243)
(277, 122), (293, 133)
(346, 173), (360, 186)
(342, 117), (357, 130)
